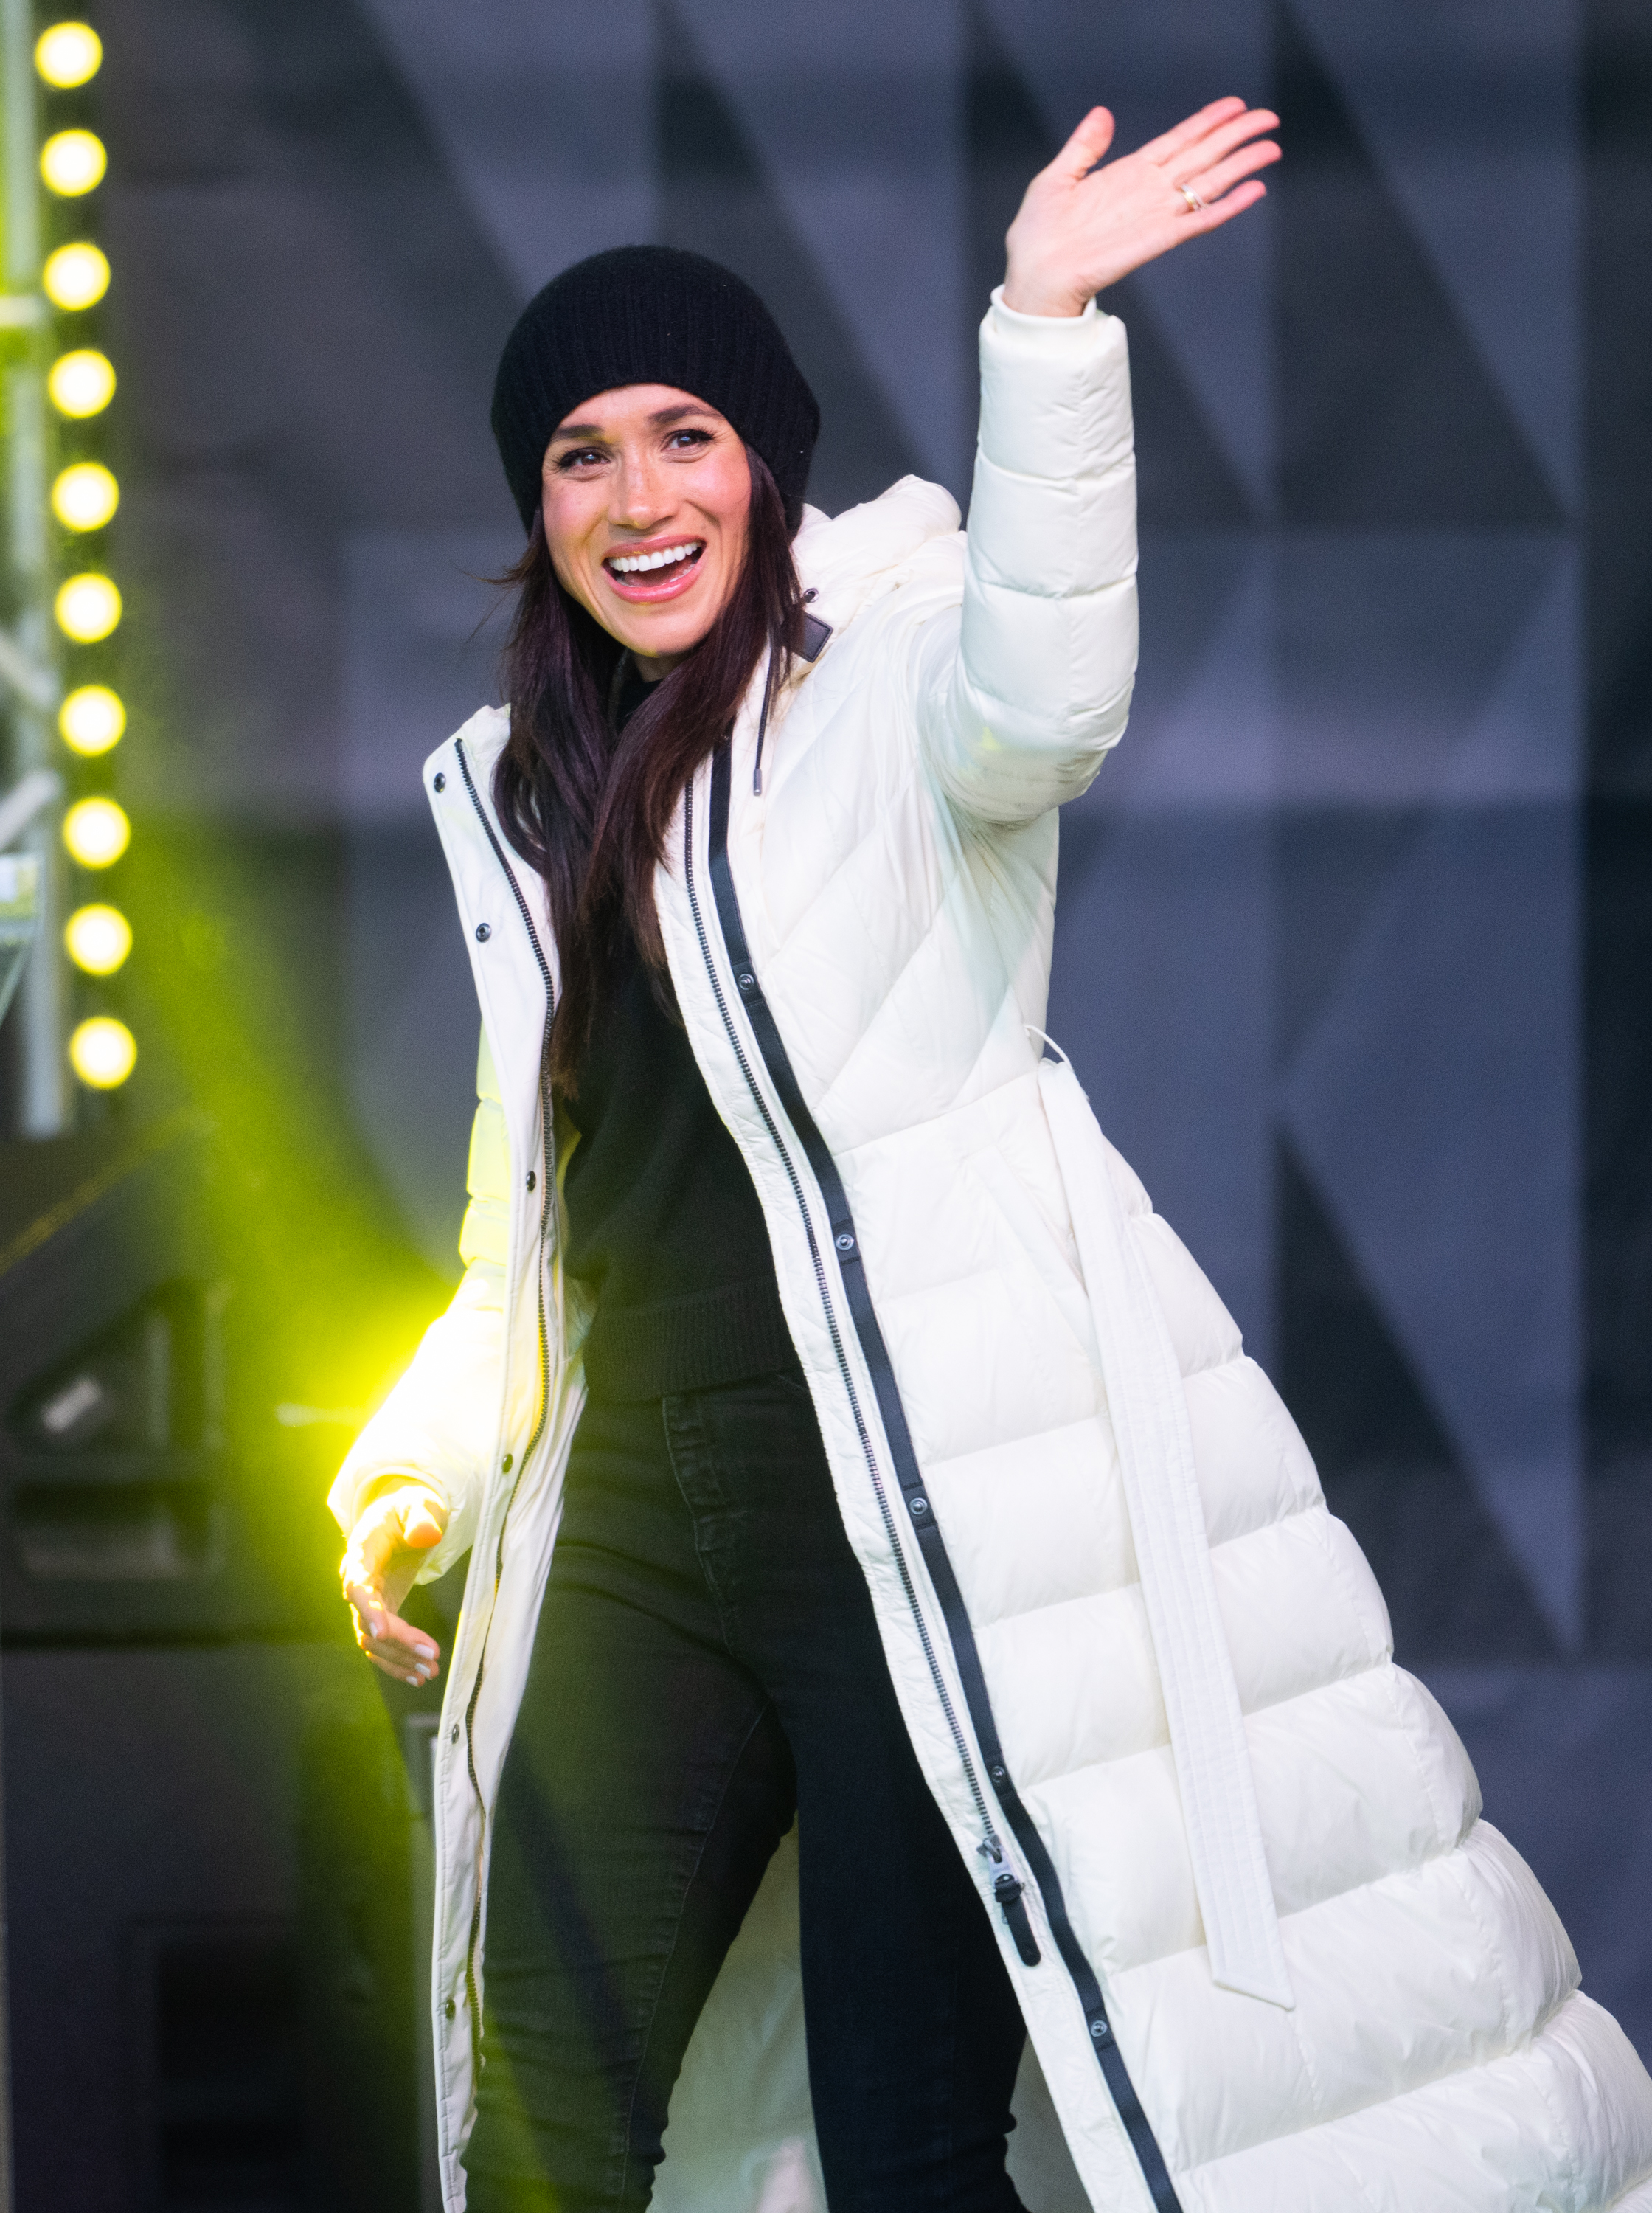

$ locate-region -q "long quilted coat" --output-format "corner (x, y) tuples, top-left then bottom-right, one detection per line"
(330, 294), (1652, 2213)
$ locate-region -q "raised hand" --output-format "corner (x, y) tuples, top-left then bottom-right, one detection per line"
(341, 1479), (448, 1686)
(1004, 97), (1280, 318)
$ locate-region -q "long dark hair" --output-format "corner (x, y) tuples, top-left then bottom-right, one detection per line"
(493, 448), (803, 1095)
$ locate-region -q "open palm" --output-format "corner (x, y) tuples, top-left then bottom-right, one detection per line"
(1004, 97), (1280, 318)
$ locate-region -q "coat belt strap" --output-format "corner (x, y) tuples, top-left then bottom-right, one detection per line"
(1037, 1050), (1295, 2009)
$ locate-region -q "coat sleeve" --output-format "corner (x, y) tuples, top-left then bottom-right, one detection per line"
(915, 291), (1138, 825)
(325, 1028), (510, 1584)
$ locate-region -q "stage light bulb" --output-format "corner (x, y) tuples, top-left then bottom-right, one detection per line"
(70, 1015), (136, 1089)
(52, 461), (119, 533)
(55, 572), (121, 642)
(41, 129), (105, 196)
(42, 242), (109, 311)
(65, 902), (131, 975)
(63, 796), (130, 868)
(60, 683), (125, 755)
(49, 349), (116, 418)
(35, 22), (102, 87)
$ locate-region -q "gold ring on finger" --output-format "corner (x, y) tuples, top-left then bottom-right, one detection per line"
(1178, 181), (1207, 213)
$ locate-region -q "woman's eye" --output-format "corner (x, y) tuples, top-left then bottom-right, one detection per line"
(555, 447), (605, 471)
(667, 429), (712, 452)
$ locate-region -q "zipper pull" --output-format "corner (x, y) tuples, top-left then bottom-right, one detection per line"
(979, 1838), (1041, 1966)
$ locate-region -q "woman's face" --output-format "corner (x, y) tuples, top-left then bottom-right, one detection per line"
(541, 384), (752, 676)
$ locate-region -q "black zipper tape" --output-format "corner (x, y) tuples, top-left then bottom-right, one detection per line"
(702, 741), (1183, 2213)
(453, 736), (558, 2083)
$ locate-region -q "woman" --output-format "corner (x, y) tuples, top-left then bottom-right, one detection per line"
(333, 98), (1652, 2213)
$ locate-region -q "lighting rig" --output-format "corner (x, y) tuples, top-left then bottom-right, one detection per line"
(1, 7), (132, 1129)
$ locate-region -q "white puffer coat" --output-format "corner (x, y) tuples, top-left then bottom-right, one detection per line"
(330, 295), (1652, 2213)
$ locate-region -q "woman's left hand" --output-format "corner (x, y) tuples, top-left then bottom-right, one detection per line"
(1003, 97), (1280, 318)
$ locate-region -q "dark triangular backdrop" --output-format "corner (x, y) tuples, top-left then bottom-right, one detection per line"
(1275, 4), (1564, 527)
(1278, 1142), (1558, 1660)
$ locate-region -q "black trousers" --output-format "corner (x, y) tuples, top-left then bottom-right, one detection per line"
(462, 1368), (1028, 2213)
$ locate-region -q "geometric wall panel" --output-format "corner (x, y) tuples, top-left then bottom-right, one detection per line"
(1280, 766), (1582, 1645)
(1279, 1144), (1559, 1660)
(1274, 533), (1561, 806)
(1276, 4), (1564, 528)
(356, 0), (655, 294)
(1050, 804), (1276, 1370)
(1288, 0), (1578, 510)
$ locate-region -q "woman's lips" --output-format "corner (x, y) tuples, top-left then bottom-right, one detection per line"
(603, 542), (707, 603)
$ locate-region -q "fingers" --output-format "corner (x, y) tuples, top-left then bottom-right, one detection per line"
(1171, 107), (1280, 184)
(347, 1585), (442, 1686)
(1054, 105), (1116, 178)
(1182, 176), (1269, 237)
(1181, 136), (1281, 209)
(400, 1497), (446, 1549)
(1138, 94), (1249, 166)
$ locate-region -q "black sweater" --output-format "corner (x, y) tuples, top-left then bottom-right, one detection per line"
(561, 669), (794, 1402)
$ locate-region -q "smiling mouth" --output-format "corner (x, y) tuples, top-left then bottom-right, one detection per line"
(605, 540), (704, 578)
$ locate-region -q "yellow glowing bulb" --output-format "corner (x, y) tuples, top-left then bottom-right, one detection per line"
(59, 683), (125, 755)
(41, 129), (106, 197)
(63, 796), (130, 868)
(69, 1015), (136, 1089)
(42, 242), (108, 311)
(55, 572), (121, 642)
(35, 22), (103, 88)
(48, 350), (115, 418)
(65, 902), (131, 975)
(52, 461), (119, 533)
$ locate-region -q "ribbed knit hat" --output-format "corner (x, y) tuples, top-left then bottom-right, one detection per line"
(490, 246), (821, 536)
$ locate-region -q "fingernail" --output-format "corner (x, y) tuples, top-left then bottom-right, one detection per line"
(406, 1672), (421, 1686)
(415, 1646), (435, 1662)
(370, 1617), (384, 1639)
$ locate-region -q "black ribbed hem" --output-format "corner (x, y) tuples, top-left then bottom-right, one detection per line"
(582, 1278), (799, 1403)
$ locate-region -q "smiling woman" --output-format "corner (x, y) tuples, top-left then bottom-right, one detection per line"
(328, 103), (1652, 2213)
(540, 388), (750, 671)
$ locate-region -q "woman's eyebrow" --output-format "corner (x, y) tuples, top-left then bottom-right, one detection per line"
(546, 404), (715, 447)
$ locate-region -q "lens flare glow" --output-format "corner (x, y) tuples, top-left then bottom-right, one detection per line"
(35, 22), (102, 87)
(49, 350), (115, 418)
(70, 1015), (136, 1088)
(55, 572), (121, 642)
(42, 243), (108, 311)
(52, 462), (119, 532)
(65, 902), (132, 974)
(59, 684), (126, 755)
(41, 129), (105, 196)
(63, 796), (130, 868)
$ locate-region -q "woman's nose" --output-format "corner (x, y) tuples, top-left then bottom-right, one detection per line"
(611, 456), (667, 528)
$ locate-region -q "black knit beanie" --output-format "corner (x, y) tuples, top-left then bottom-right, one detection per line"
(490, 245), (821, 536)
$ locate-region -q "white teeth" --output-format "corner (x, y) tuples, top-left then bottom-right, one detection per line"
(609, 541), (702, 575)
